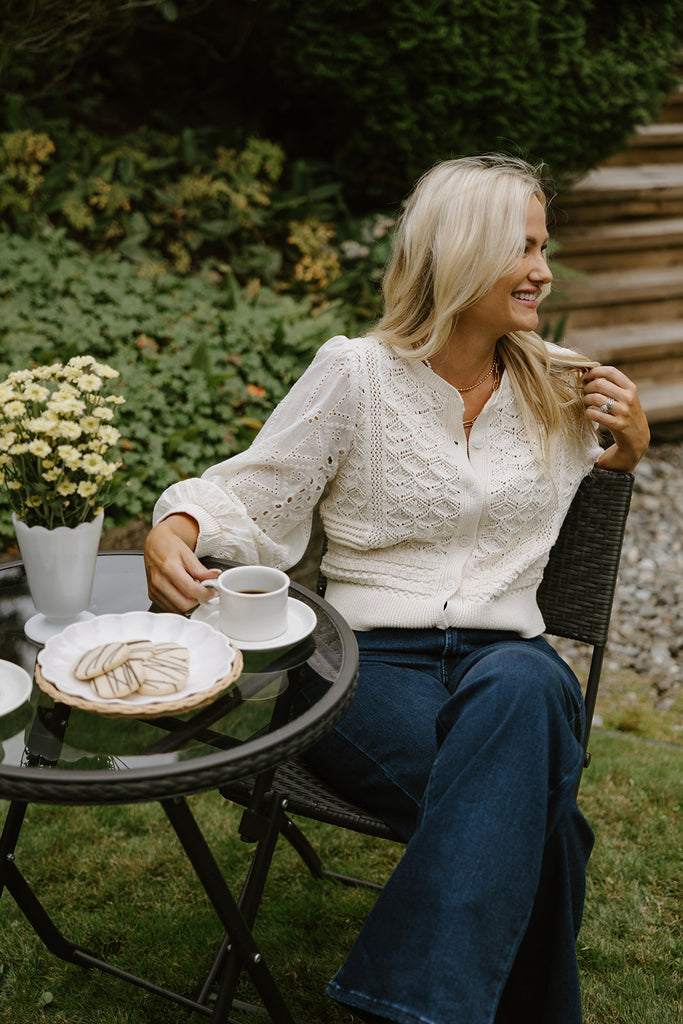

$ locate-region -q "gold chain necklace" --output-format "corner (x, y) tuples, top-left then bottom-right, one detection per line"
(424, 354), (497, 392)
(462, 357), (502, 429)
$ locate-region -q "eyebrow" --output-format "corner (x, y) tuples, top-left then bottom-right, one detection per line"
(526, 235), (549, 246)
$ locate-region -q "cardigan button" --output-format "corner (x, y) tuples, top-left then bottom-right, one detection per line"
(445, 578), (456, 590)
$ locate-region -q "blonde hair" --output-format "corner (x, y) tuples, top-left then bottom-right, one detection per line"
(373, 154), (598, 455)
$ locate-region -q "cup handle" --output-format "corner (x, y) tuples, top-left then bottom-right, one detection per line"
(200, 579), (219, 602)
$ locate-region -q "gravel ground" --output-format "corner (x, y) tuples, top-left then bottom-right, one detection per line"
(551, 439), (682, 736)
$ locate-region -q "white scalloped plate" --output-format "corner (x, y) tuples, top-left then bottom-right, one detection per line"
(37, 612), (235, 709)
(0, 661), (33, 716)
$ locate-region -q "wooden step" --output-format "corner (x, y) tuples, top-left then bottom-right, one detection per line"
(560, 321), (683, 385)
(658, 83), (683, 124)
(556, 164), (683, 224)
(553, 215), (683, 272)
(542, 264), (683, 328)
(603, 123), (683, 166)
(545, 72), (683, 427)
(563, 320), (683, 364)
(633, 379), (683, 424)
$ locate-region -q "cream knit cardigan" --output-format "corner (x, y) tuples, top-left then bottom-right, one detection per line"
(153, 335), (600, 638)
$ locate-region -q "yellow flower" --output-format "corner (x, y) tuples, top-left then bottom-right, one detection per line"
(80, 416), (101, 433)
(93, 363), (119, 380)
(49, 394), (85, 417)
(56, 480), (77, 496)
(93, 405), (114, 421)
(55, 420), (83, 441)
(28, 439), (51, 458)
(25, 415), (56, 434)
(42, 468), (60, 482)
(106, 394), (125, 404)
(4, 400), (26, 418)
(78, 374), (103, 392)
(97, 425), (120, 446)
(22, 383), (50, 403)
(31, 365), (55, 380)
(99, 460), (120, 480)
(66, 356), (96, 369)
(82, 453), (107, 475)
(7, 369), (31, 384)
(77, 480), (98, 498)
(56, 444), (81, 470)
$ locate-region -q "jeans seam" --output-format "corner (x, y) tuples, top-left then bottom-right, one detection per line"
(333, 725), (423, 816)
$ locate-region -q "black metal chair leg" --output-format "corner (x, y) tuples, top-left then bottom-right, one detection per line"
(162, 795), (297, 1024)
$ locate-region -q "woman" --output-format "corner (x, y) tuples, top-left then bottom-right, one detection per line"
(145, 155), (649, 1024)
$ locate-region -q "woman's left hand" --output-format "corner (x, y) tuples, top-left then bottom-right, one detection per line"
(582, 365), (650, 472)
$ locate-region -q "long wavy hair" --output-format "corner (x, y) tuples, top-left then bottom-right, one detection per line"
(373, 154), (598, 456)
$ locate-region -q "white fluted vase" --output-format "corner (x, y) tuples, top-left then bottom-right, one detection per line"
(13, 512), (103, 644)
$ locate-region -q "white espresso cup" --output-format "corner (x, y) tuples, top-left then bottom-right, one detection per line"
(201, 565), (290, 643)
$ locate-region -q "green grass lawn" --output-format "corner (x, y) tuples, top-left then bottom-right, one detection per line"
(0, 729), (680, 1024)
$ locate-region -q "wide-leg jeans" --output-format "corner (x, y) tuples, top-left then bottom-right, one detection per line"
(300, 627), (595, 1024)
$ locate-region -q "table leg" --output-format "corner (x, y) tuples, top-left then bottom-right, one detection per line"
(162, 795), (297, 1024)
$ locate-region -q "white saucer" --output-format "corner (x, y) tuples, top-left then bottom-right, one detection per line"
(191, 596), (317, 651)
(0, 661), (33, 716)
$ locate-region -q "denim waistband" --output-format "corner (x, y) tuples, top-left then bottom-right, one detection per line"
(354, 625), (531, 658)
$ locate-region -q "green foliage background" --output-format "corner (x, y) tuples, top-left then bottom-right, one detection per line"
(0, 1), (681, 544)
(1, 1), (682, 206)
(0, 227), (372, 542)
(252, 0), (683, 201)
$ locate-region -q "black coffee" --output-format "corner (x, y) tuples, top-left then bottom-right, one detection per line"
(238, 589), (268, 594)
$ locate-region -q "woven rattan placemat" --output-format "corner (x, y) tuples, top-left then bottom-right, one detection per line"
(35, 646), (243, 719)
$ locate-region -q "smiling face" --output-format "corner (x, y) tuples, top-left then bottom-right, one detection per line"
(455, 195), (552, 343)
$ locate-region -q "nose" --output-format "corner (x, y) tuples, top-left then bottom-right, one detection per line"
(530, 250), (552, 284)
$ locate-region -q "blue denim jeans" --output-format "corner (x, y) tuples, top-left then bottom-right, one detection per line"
(299, 627), (595, 1024)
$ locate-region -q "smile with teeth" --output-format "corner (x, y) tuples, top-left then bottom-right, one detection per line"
(512, 290), (539, 304)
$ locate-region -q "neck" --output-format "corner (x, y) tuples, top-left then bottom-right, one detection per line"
(428, 343), (498, 392)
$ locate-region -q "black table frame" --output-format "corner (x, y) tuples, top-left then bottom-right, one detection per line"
(0, 553), (359, 1023)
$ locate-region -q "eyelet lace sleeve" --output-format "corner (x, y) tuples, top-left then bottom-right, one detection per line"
(152, 336), (362, 568)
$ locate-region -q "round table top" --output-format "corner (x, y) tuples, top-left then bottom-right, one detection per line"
(0, 552), (358, 805)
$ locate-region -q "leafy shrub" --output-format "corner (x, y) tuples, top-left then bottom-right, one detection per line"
(0, 229), (350, 543)
(3, 1), (682, 208)
(0, 116), (394, 310)
(0, 123), (294, 277)
(240, 0), (683, 203)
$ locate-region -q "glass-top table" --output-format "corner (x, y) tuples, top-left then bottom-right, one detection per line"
(0, 551), (359, 1021)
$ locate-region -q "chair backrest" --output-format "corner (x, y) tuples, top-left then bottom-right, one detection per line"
(537, 467), (634, 645)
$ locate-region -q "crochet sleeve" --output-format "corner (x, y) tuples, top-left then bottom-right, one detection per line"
(152, 336), (361, 568)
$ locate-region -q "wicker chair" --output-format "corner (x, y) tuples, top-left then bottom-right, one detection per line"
(219, 467), (634, 886)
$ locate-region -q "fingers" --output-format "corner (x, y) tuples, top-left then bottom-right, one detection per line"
(144, 520), (219, 613)
(582, 365), (636, 423)
(582, 365), (650, 470)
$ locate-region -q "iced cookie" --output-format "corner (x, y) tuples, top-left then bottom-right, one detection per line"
(137, 643), (189, 696)
(126, 639), (156, 665)
(91, 658), (147, 700)
(73, 642), (131, 681)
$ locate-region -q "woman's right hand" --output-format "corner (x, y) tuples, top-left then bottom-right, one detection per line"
(144, 513), (220, 613)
